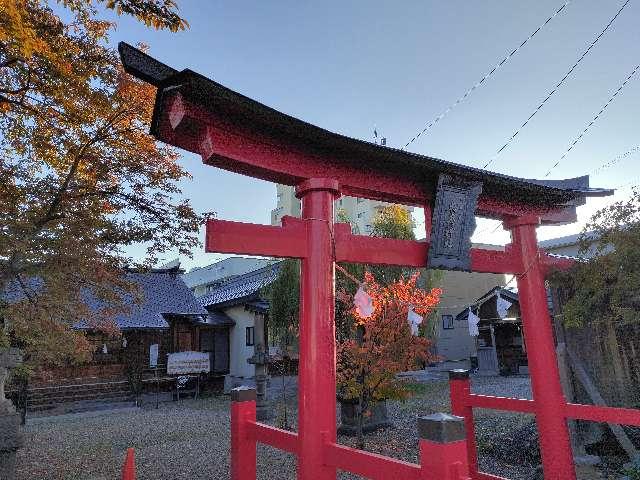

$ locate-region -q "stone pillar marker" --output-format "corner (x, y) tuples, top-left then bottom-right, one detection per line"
(0, 348), (24, 480)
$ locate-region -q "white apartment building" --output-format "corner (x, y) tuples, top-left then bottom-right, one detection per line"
(271, 184), (412, 234)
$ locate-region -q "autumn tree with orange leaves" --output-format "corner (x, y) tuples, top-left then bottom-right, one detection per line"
(0, 0), (197, 369)
(337, 271), (442, 447)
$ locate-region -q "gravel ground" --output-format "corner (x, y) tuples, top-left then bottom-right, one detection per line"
(16, 375), (542, 480)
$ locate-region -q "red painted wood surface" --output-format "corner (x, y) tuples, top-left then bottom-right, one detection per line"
(250, 422), (299, 455)
(121, 448), (135, 480)
(199, 160), (610, 480)
(231, 399), (257, 480)
(296, 179), (340, 480)
(158, 92), (569, 222)
(324, 443), (421, 480)
(509, 220), (577, 480)
(205, 219), (569, 276)
(450, 378), (479, 478)
(566, 403), (640, 427)
(452, 371), (640, 480)
(206, 217), (307, 258)
(419, 439), (471, 480)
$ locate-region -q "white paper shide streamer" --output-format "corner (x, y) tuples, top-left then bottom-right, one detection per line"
(354, 285), (374, 318)
(496, 293), (512, 319)
(468, 308), (480, 337)
(407, 306), (423, 336)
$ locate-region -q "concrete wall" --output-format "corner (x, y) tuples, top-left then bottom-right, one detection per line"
(225, 305), (256, 379)
(271, 184), (301, 226)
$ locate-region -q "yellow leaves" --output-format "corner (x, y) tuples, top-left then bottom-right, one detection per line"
(0, 0), (47, 59)
(59, 61), (73, 75)
(101, 0), (189, 32)
(2, 1), (198, 371)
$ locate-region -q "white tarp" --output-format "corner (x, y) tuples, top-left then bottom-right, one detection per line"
(167, 351), (210, 375)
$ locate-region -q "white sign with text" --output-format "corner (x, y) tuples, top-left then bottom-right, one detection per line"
(167, 351), (210, 375)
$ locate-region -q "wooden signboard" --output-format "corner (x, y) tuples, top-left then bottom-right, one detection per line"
(427, 174), (482, 271)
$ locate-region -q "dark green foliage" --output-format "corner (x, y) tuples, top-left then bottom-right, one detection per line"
(262, 259), (300, 348)
(550, 190), (640, 328)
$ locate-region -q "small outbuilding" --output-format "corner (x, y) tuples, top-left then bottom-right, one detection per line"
(457, 286), (525, 376)
(197, 262), (282, 390)
(69, 266), (233, 381)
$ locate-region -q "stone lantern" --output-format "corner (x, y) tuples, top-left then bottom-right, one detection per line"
(247, 313), (272, 421)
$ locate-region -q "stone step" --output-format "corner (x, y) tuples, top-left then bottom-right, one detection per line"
(27, 380), (129, 396)
(28, 385), (130, 401)
(27, 390), (133, 407)
(28, 397), (137, 416)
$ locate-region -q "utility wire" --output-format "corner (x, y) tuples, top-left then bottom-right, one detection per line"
(615, 177), (640, 189)
(402, 1), (573, 150)
(590, 144), (640, 176)
(482, 0), (631, 169)
(473, 221), (504, 237)
(545, 63), (640, 177)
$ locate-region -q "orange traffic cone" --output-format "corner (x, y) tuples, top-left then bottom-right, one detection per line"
(121, 448), (136, 480)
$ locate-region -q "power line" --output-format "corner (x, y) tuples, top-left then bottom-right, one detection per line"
(615, 177), (640, 189)
(402, 1), (573, 150)
(482, 0), (631, 169)
(545, 63), (640, 177)
(473, 221), (504, 237)
(590, 144), (640, 176)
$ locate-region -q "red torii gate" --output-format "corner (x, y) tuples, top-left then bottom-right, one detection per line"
(118, 43), (640, 480)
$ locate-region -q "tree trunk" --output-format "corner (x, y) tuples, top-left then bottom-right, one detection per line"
(356, 394), (365, 449)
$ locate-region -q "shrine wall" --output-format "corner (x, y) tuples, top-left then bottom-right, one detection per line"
(225, 305), (256, 380)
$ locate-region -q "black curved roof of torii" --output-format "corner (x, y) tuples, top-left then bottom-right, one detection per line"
(118, 42), (613, 218)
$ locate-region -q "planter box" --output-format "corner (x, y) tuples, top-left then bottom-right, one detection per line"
(338, 399), (391, 435)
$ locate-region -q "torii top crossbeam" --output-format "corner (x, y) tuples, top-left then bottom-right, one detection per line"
(118, 42), (610, 226)
(119, 41), (615, 480)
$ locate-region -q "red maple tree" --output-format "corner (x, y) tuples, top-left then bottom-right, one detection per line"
(337, 271), (442, 446)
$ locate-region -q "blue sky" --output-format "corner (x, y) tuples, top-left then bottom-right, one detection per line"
(101, 1), (639, 270)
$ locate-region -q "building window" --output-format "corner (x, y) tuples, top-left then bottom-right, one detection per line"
(442, 315), (454, 330)
(245, 327), (255, 346)
(357, 197), (364, 203)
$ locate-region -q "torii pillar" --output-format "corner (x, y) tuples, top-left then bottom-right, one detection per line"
(506, 216), (576, 480)
(295, 178), (340, 480)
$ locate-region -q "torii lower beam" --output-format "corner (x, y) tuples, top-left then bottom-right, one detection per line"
(206, 217), (567, 275)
